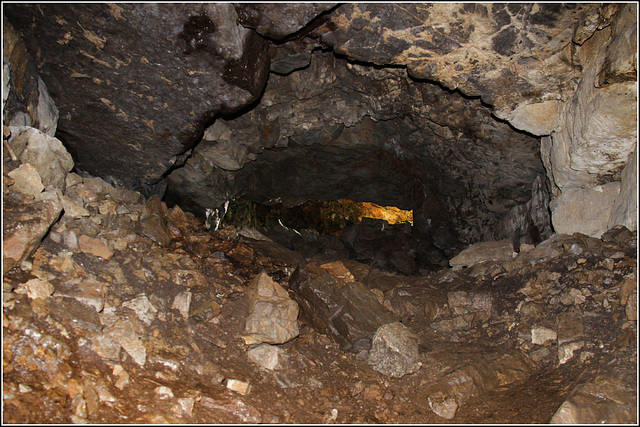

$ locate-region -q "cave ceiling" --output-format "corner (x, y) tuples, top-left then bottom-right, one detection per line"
(3, 2), (603, 245)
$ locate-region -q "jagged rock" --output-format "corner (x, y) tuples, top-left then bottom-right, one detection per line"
(609, 146), (637, 231)
(2, 189), (63, 274)
(122, 295), (157, 325)
(105, 318), (147, 367)
(234, 3), (337, 40)
(550, 375), (638, 423)
(15, 278), (55, 300)
(367, 322), (422, 378)
(171, 291), (192, 319)
(47, 296), (103, 332)
(319, 261), (355, 285)
(7, 163), (44, 196)
(551, 183), (622, 238)
(449, 240), (515, 268)
(290, 262), (398, 352)
(3, 20), (59, 135)
(199, 396), (262, 423)
(243, 271), (300, 345)
(247, 344), (287, 371)
(225, 379), (251, 396)
(78, 235), (114, 260)
(8, 127), (73, 191)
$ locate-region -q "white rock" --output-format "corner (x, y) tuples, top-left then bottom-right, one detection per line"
(154, 386), (174, 399)
(122, 294), (157, 325)
(226, 379), (251, 395)
(531, 327), (557, 345)
(247, 343), (286, 370)
(171, 291), (192, 319)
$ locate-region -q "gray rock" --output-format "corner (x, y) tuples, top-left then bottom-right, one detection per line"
(8, 127), (73, 191)
(243, 272), (300, 345)
(550, 375), (637, 423)
(290, 262), (398, 352)
(609, 146), (637, 232)
(449, 240), (515, 268)
(367, 322), (421, 378)
(551, 183), (622, 238)
(234, 3), (338, 39)
(247, 344), (287, 370)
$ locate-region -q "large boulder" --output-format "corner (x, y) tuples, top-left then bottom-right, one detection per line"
(550, 182), (621, 238)
(243, 272), (300, 345)
(289, 262), (398, 352)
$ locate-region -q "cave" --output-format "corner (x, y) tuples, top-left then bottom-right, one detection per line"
(2, 3), (638, 424)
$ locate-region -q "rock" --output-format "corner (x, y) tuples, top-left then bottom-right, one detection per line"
(550, 183), (622, 238)
(531, 327), (557, 345)
(121, 295), (157, 325)
(367, 322), (421, 378)
(290, 262), (398, 352)
(557, 311), (584, 345)
(154, 386), (174, 399)
(135, 214), (172, 247)
(625, 291), (637, 322)
(449, 240), (514, 268)
(428, 391), (459, 420)
(3, 21), (59, 135)
(61, 195), (90, 218)
(8, 127), (73, 190)
(78, 235), (114, 260)
(2, 189), (63, 274)
(7, 163), (44, 196)
(105, 319), (146, 367)
(319, 260), (355, 285)
(244, 271), (299, 345)
(199, 396), (262, 423)
(53, 280), (106, 312)
(226, 379), (251, 396)
(15, 278), (55, 300)
(171, 269), (209, 288)
(247, 344), (287, 371)
(550, 375), (637, 423)
(171, 291), (192, 319)
(609, 146), (637, 231)
(90, 334), (121, 361)
(558, 341), (585, 365)
(235, 3), (338, 39)
(47, 296), (103, 332)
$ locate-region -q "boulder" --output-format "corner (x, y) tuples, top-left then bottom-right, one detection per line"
(367, 322), (422, 378)
(550, 183), (622, 238)
(8, 127), (73, 191)
(289, 262), (398, 352)
(243, 272), (300, 345)
(449, 239), (515, 268)
(2, 190), (63, 274)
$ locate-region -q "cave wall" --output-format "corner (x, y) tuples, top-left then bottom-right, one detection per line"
(3, 3), (637, 245)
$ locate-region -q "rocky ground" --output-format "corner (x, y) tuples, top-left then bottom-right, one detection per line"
(2, 126), (638, 424)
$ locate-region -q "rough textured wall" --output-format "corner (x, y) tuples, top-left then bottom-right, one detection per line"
(165, 51), (546, 249)
(4, 3), (271, 196)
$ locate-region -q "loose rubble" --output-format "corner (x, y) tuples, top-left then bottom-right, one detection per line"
(3, 125), (637, 424)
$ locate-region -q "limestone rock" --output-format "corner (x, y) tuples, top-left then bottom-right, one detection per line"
(367, 322), (422, 378)
(290, 262), (398, 352)
(244, 272), (300, 345)
(135, 214), (172, 247)
(550, 375), (637, 424)
(105, 319), (146, 367)
(3, 20), (59, 135)
(8, 127), (73, 191)
(2, 189), (63, 274)
(78, 235), (114, 260)
(7, 163), (44, 196)
(16, 278), (55, 300)
(550, 183), (621, 238)
(449, 240), (515, 268)
(234, 3), (338, 40)
(121, 295), (157, 326)
(226, 379), (251, 396)
(171, 291), (192, 319)
(608, 146), (637, 231)
(5, 3), (271, 195)
(247, 344), (287, 371)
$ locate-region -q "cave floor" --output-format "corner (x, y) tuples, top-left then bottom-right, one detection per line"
(2, 196), (637, 424)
